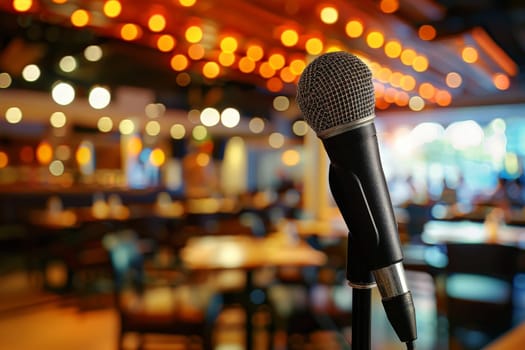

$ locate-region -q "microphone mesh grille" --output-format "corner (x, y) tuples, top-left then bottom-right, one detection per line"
(297, 51), (376, 136)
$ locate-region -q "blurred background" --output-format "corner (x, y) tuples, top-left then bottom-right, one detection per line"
(1, 0), (525, 349)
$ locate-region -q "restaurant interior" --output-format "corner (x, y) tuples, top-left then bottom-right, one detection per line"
(1, 0), (525, 349)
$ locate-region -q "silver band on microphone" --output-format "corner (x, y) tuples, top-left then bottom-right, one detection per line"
(318, 114), (375, 139)
(348, 280), (377, 289)
(372, 262), (409, 299)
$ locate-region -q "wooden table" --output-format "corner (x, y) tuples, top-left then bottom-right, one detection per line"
(485, 321), (525, 349)
(421, 220), (525, 245)
(180, 233), (327, 349)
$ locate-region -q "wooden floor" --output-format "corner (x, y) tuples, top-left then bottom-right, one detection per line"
(0, 270), (440, 350)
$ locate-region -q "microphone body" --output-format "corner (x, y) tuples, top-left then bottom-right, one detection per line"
(296, 51), (417, 344)
(324, 121), (416, 343)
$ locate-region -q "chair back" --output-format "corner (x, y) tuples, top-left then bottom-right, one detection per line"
(445, 243), (518, 281)
(444, 243), (520, 349)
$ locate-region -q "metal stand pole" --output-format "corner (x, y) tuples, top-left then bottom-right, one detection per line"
(346, 233), (374, 350)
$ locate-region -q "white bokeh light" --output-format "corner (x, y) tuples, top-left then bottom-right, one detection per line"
(5, 107), (23, 124)
(445, 120), (484, 150)
(221, 107), (240, 128)
(52, 82), (75, 106)
(88, 86), (111, 109)
(84, 45), (103, 62)
(59, 56), (77, 73)
(200, 108), (220, 127)
(50, 112), (67, 128)
(22, 64), (41, 82)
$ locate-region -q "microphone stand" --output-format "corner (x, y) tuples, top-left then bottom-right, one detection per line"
(346, 233), (375, 350)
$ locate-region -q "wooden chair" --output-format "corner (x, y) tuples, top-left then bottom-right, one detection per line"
(104, 229), (221, 350)
(444, 243), (520, 350)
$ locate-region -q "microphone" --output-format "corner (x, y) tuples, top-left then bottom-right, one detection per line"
(296, 51), (417, 345)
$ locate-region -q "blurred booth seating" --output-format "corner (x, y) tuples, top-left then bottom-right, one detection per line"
(103, 229), (221, 350)
(444, 243), (521, 350)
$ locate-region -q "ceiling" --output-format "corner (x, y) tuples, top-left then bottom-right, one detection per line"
(1, 0), (524, 137)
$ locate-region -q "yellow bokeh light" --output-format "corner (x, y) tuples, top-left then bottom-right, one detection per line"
(103, 0), (121, 18)
(320, 6), (338, 24)
(305, 37), (323, 55)
(150, 148), (166, 167)
(289, 59), (306, 76)
(268, 53), (285, 70)
(220, 36), (238, 53)
(325, 44), (343, 52)
(148, 14), (166, 32)
(462, 46), (478, 63)
(412, 55), (429, 72)
(281, 149), (300, 166)
(185, 25), (203, 43)
(384, 40), (402, 58)
(345, 20), (364, 38)
(400, 48), (417, 66)
(366, 31), (384, 49)
(281, 29), (299, 47)
(71, 9), (90, 27)
(13, 0), (32, 12)
(400, 75), (416, 91)
(179, 0), (196, 7)
(219, 52), (235, 67)
(127, 136), (142, 156)
(76, 145), (92, 166)
(202, 61), (220, 79)
(376, 67), (392, 83)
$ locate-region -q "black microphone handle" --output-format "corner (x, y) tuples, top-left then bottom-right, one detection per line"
(323, 122), (403, 270)
(324, 122), (417, 343)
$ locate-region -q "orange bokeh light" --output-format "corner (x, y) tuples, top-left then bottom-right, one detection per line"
(202, 61), (220, 79)
(157, 34), (175, 52)
(493, 73), (510, 90)
(121, 23), (141, 41)
(418, 25), (437, 41)
(170, 54), (189, 71)
(71, 9), (90, 27)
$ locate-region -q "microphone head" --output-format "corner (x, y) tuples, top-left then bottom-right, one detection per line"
(297, 51), (376, 138)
